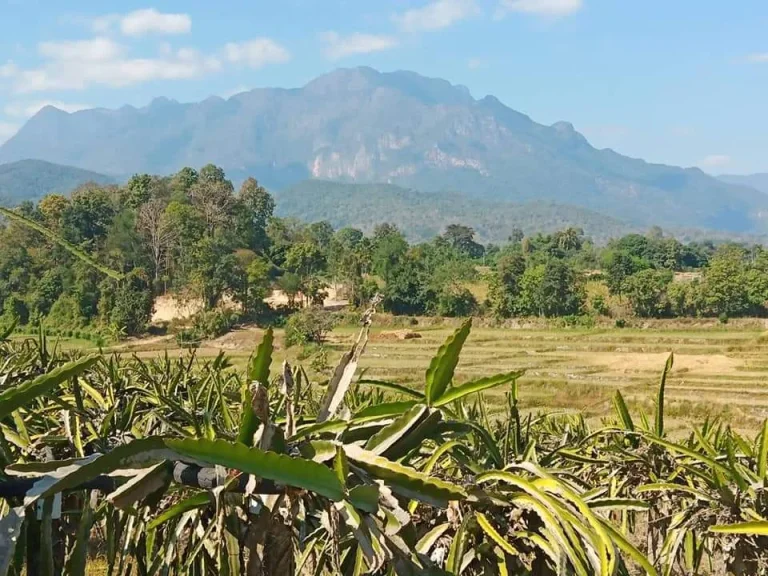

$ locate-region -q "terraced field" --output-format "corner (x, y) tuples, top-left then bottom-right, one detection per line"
(89, 318), (768, 436)
(340, 325), (768, 434)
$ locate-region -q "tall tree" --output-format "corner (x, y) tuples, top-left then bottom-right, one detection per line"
(189, 180), (235, 236)
(137, 199), (177, 285)
(443, 224), (484, 258)
(235, 177), (275, 252)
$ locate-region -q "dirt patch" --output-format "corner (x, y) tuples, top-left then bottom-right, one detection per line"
(205, 327), (275, 351)
(153, 286), (349, 324)
(152, 295), (204, 323)
(375, 330), (423, 341)
(582, 351), (742, 376)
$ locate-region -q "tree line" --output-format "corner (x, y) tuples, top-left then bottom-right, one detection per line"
(1, 164), (767, 338)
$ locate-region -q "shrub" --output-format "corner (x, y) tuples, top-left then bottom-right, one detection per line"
(2, 295), (29, 326)
(559, 314), (596, 329)
(192, 309), (240, 340)
(615, 318), (627, 328)
(285, 306), (336, 347)
(591, 294), (610, 316)
(98, 271), (153, 337)
(436, 286), (477, 318)
(718, 312), (729, 324)
(47, 294), (87, 329)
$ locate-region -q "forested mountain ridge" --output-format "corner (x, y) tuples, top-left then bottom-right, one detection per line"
(0, 159), (114, 206)
(1, 67), (766, 232)
(274, 180), (638, 243)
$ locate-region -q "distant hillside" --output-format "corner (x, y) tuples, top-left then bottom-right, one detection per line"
(274, 180), (639, 243)
(0, 159), (114, 206)
(1, 67), (765, 233)
(719, 173), (768, 195)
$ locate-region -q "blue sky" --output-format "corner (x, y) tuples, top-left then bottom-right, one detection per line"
(0, 0), (766, 174)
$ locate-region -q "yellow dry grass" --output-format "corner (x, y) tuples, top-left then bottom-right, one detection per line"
(69, 319), (768, 437)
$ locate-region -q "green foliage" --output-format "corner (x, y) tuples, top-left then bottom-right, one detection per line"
(1, 318), (767, 574)
(436, 285), (477, 317)
(2, 294), (28, 325)
(190, 308), (240, 340)
(46, 294), (87, 328)
(624, 268), (673, 318)
(591, 294), (610, 316)
(285, 306), (336, 347)
(98, 271), (153, 337)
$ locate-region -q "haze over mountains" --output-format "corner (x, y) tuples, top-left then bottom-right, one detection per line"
(719, 173), (768, 196)
(1, 67), (766, 234)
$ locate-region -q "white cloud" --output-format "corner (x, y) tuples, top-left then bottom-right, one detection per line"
(120, 9), (191, 36)
(224, 38), (291, 68)
(38, 37), (122, 62)
(0, 61), (18, 78)
(498, 0), (582, 17)
(467, 57), (486, 69)
(748, 53), (768, 63)
(4, 100), (91, 118)
(91, 14), (119, 34)
(0, 122), (20, 144)
(321, 32), (399, 60)
(699, 154), (731, 169)
(13, 42), (221, 92)
(220, 86), (251, 99)
(93, 9), (191, 36)
(394, 0), (479, 32)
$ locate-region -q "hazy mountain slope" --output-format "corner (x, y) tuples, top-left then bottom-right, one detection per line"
(274, 180), (639, 243)
(1, 67), (765, 232)
(0, 159), (114, 206)
(719, 173), (768, 195)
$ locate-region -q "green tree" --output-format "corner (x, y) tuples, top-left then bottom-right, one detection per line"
(667, 280), (703, 317)
(62, 185), (115, 243)
(198, 164), (228, 184)
(308, 221), (335, 251)
(190, 237), (241, 309)
(277, 272), (302, 307)
(624, 269), (672, 318)
(98, 271), (153, 336)
(383, 258), (433, 316)
(37, 194), (69, 231)
(517, 264), (546, 316)
(538, 259), (584, 317)
(603, 250), (643, 297)
(555, 227), (584, 252)
(436, 286), (477, 317)
(702, 245), (749, 316)
(170, 167), (198, 197)
(487, 252), (526, 318)
(443, 224), (484, 258)
(126, 173), (153, 208)
(235, 177), (275, 252)
(370, 225), (407, 282)
(28, 269), (63, 319)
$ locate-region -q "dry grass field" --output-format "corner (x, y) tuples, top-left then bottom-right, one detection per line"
(56, 317), (768, 437)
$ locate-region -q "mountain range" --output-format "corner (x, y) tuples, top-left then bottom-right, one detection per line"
(0, 159), (113, 206)
(0, 66), (766, 234)
(718, 173), (768, 195)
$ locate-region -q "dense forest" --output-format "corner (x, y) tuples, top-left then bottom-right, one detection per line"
(2, 164), (768, 340)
